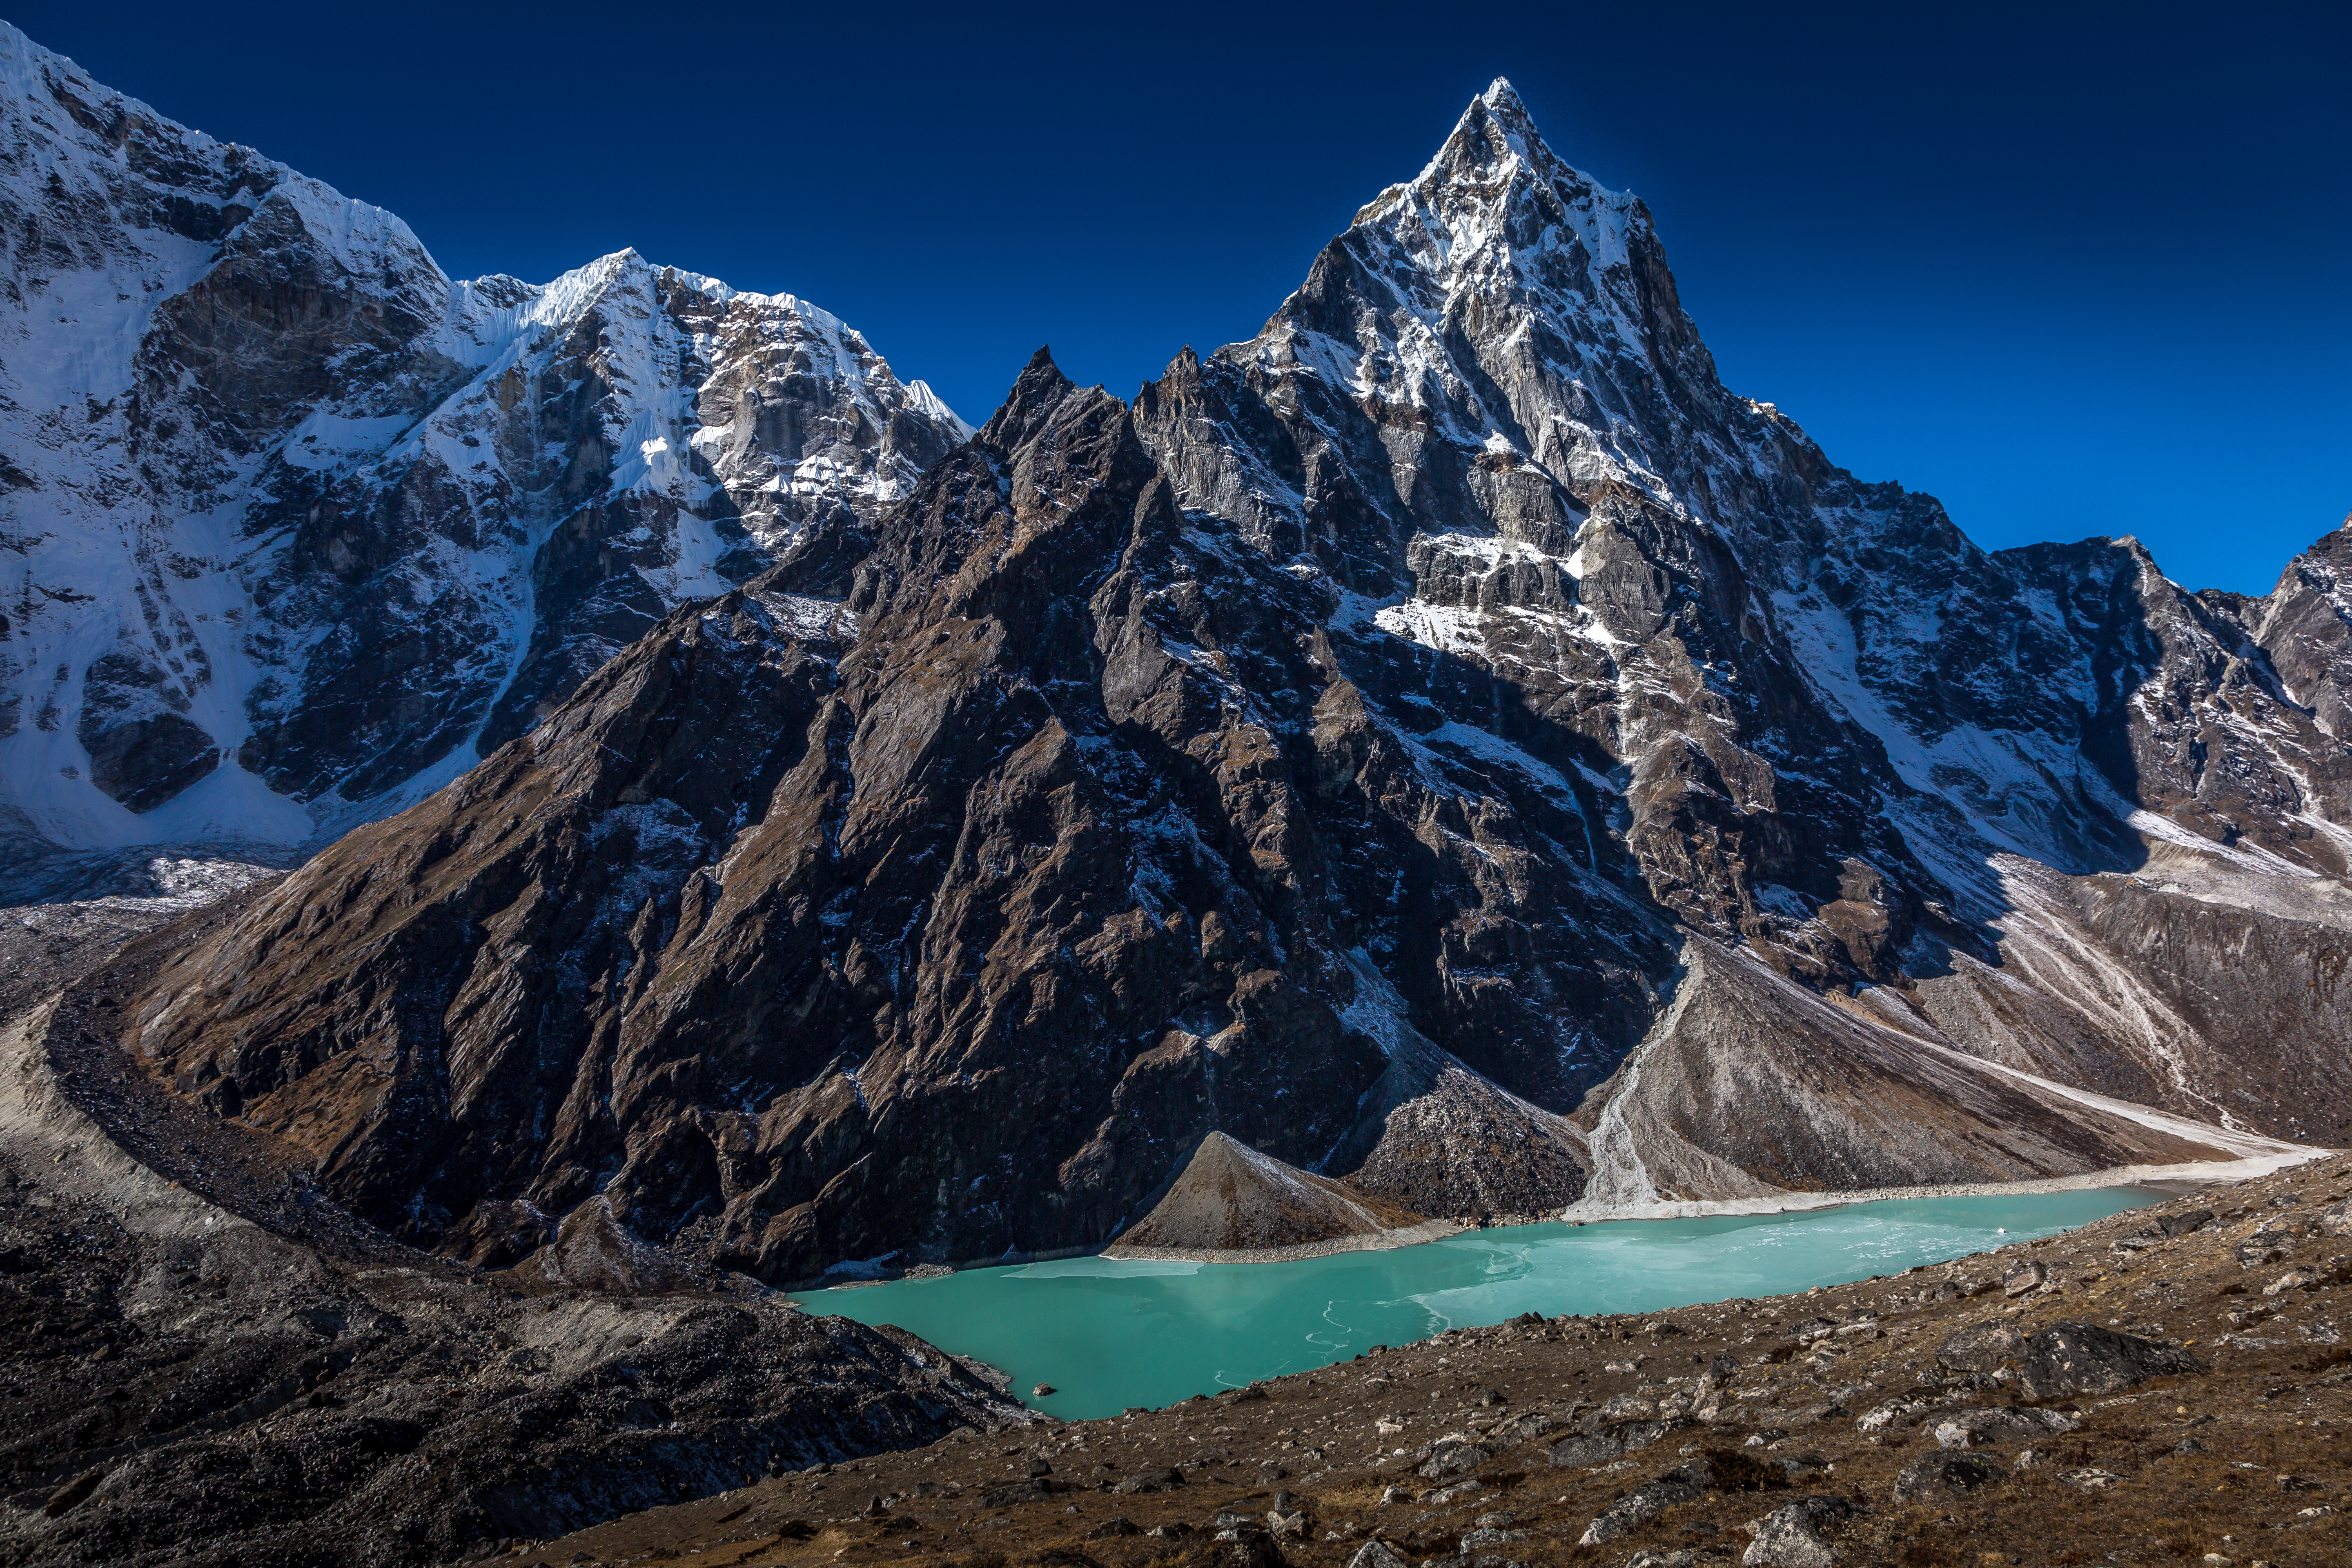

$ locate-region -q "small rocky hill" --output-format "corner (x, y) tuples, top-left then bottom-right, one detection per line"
(1107, 1133), (1438, 1257)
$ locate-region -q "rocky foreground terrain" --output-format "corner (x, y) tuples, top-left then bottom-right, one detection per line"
(0, 871), (1035, 1568)
(521, 1158), (2352, 1568)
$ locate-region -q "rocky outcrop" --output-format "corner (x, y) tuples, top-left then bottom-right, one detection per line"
(0, 21), (967, 853)
(2017, 1320), (2207, 1400)
(1106, 1132), (1432, 1256)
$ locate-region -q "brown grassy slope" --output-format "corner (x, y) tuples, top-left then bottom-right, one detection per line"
(529, 1155), (2352, 1568)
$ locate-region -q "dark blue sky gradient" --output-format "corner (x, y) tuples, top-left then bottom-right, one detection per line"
(13, 1), (2347, 593)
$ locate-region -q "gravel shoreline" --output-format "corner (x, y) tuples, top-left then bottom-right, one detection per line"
(1560, 1149), (2333, 1226)
(1052, 1152), (2336, 1268)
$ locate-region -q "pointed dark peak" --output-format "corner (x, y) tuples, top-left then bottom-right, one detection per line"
(2310, 509), (2352, 551)
(1145, 343), (1206, 406)
(977, 345), (1080, 451)
(1474, 75), (1533, 129)
(2268, 509), (2352, 583)
(1417, 72), (1605, 210)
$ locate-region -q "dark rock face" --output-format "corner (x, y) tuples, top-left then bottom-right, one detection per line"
(120, 353), (1612, 1282)
(2018, 1321), (2205, 1400)
(79, 712), (219, 814)
(0, 21), (968, 845)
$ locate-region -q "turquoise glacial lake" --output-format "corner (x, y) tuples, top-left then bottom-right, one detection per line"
(796, 1188), (2163, 1420)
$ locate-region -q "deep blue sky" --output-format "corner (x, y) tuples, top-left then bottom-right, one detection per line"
(14, 1), (2347, 593)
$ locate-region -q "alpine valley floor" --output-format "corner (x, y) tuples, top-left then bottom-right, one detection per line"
(521, 1158), (2352, 1568)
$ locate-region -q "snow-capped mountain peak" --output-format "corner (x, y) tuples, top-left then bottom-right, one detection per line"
(0, 23), (969, 855)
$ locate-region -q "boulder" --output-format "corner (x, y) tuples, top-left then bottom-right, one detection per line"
(1549, 1417), (1689, 1468)
(1418, 1438), (1496, 1479)
(1936, 1322), (2026, 1372)
(1461, 1526), (1528, 1550)
(1197, 1528), (1286, 1568)
(1346, 1544), (1411, 1568)
(1932, 1408), (2078, 1449)
(2018, 1322), (2205, 1400)
(1893, 1452), (2006, 1503)
(1580, 1462), (1714, 1545)
(2003, 1262), (2047, 1297)
(1857, 1393), (1960, 1432)
(2158, 1209), (2216, 1238)
(1487, 1411), (1559, 1442)
(1113, 1467), (1186, 1494)
(1742, 1495), (1854, 1567)
(2321, 1200), (2352, 1238)
(2263, 1267), (2321, 1296)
